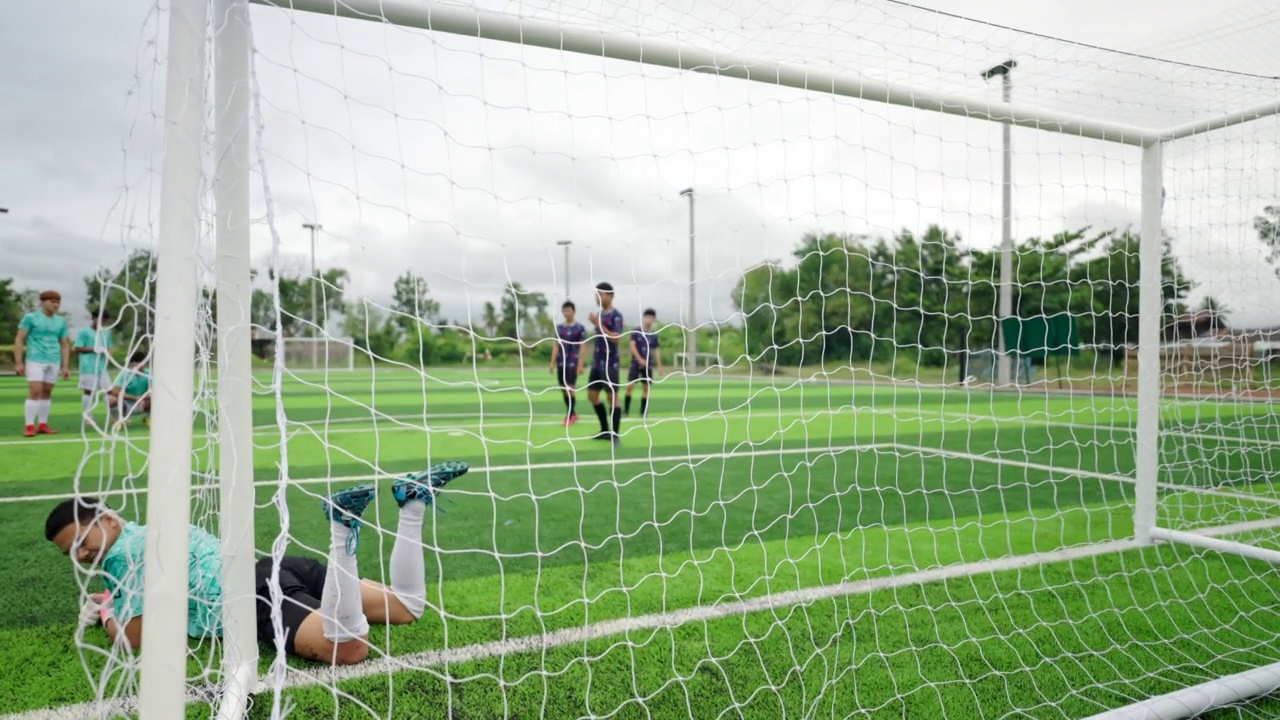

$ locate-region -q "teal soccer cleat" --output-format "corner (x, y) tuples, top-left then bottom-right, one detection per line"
(392, 461), (470, 508)
(322, 482), (377, 555)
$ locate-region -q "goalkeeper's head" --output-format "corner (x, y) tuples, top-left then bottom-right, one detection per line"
(45, 497), (123, 567)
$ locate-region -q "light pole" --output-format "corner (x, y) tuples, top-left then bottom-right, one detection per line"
(680, 188), (696, 372)
(982, 59), (1016, 387)
(556, 240), (572, 299)
(302, 222), (322, 368)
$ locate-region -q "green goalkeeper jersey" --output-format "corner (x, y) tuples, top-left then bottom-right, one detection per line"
(102, 520), (225, 638)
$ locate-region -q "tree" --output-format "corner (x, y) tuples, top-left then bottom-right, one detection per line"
(390, 272), (441, 364)
(1198, 295), (1230, 315)
(341, 299), (400, 360)
(0, 278), (33, 345)
(391, 272), (441, 331)
(272, 267), (349, 337)
(732, 224), (1195, 368)
(497, 282), (549, 349)
(1253, 205), (1280, 279)
(481, 302), (499, 337)
(84, 249), (156, 343)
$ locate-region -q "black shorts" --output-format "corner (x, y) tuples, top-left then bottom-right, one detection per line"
(255, 555), (327, 656)
(628, 364), (653, 384)
(587, 363), (620, 391)
(556, 365), (578, 388)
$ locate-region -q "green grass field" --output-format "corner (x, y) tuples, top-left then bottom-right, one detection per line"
(1, 367), (1279, 719)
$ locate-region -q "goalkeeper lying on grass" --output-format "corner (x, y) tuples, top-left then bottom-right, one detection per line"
(45, 461), (468, 665)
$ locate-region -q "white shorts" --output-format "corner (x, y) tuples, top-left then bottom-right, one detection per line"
(24, 362), (59, 385)
(78, 372), (112, 392)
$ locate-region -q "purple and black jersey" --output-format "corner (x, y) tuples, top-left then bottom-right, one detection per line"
(556, 322), (586, 367)
(630, 327), (659, 369)
(592, 308), (625, 367)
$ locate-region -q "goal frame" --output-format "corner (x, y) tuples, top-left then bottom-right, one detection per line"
(135, 1), (1280, 718)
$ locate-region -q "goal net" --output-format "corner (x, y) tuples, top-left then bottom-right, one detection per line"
(27, 0), (1280, 719)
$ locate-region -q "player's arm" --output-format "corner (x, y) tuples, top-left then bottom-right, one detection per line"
(13, 327), (27, 372)
(550, 339), (561, 369)
(104, 613), (143, 649)
(629, 335), (645, 365)
(60, 334), (71, 378)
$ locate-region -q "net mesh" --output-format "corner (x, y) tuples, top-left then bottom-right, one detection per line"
(16, 0), (1278, 719)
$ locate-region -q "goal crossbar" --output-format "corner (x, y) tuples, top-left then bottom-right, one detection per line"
(258, 0), (1156, 145)
(254, 0), (1280, 145)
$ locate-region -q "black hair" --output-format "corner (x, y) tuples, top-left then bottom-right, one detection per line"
(595, 282), (614, 293)
(90, 307), (113, 321)
(643, 308), (656, 318)
(129, 351), (147, 364)
(562, 300), (576, 311)
(45, 497), (107, 541)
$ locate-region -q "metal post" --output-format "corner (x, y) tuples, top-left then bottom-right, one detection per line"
(139, 0), (207, 715)
(557, 240), (572, 299)
(302, 222), (321, 369)
(1134, 141), (1163, 544)
(983, 60), (1016, 386)
(214, 0), (259, 715)
(680, 188), (696, 372)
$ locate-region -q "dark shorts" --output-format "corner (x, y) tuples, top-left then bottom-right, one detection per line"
(556, 365), (578, 388)
(588, 363), (620, 392)
(255, 555), (327, 656)
(628, 364), (653, 385)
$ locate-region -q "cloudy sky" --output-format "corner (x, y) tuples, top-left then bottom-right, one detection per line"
(4, 0), (1280, 336)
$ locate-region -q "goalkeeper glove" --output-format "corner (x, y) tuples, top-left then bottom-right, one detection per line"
(80, 592), (112, 627)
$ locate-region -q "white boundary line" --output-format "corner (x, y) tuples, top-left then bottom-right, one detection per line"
(10, 514), (1280, 720)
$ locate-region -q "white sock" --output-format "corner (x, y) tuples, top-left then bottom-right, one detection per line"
(24, 400), (37, 427)
(82, 395), (93, 417)
(37, 400), (50, 424)
(321, 523), (369, 642)
(390, 502), (427, 618)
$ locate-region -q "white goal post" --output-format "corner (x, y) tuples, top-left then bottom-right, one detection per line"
(131, 1), (1280, 718)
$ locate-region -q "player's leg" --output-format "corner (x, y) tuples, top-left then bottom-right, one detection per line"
(608, 364), (622, 445)
(588, 366), (610, 437)
(624, 367), (636, 415)
(36, 363), (57, 434)
(640, 369), (652, 418)
(565, 367), (579, 424)
(23, 371), (41, 437)
(367, 461), (471, 622)
(253, 556), (365, 665)
(316, 483), (376, 656)
(79, 373), (104, 427)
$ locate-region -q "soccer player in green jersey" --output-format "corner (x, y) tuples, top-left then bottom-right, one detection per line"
(47, 461), (469, 664)
(107, 352), (152, 429)
(73, 309), (114, 427)
(14, 290), (71, 436)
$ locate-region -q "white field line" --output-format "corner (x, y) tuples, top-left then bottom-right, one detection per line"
(8, 437), (1278, 511)
(12, 513), (1280, 720)
(2, 386), (1272, 451)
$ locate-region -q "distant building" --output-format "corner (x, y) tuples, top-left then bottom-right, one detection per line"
(1165, 310), (1225, 342)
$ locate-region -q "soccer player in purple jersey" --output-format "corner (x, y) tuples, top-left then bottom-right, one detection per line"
(625, 308), (662, 418)
(550, 300), (587, 426)
(586, 282), (625, 445)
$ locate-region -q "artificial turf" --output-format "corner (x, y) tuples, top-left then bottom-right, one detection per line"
(0, 368), (1277, 719)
